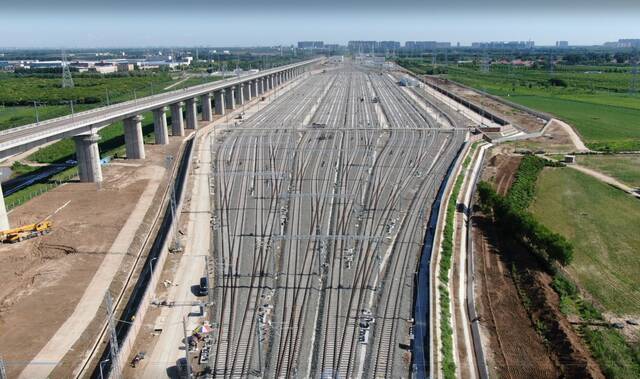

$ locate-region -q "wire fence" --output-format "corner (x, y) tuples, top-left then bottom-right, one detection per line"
(5, 167), (79, 211)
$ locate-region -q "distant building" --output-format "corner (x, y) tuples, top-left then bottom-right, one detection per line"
(29, 61), (63, 69)
(348, 41), (377, 53)
(556, 41), (569, 47)
(324, 44), (342, 51)
(117, 63), (134, 72)
(602, 39), (640, 48)
(618, 39), (640, 48)
(91, 62), (117, 74)
(399, 76), (419, 87)
(378, 41), (401, 51)
(70, 61), (91, 72)
(0, 61), (14, 71)
(297, 41), (324, 49)
(471, 41), (534, 49)
(404, 41), (450, 51)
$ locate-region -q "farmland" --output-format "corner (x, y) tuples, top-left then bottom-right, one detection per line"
(529, 167), (640, 316)
(0, 71), (220, 130)
(397, 59), (640, 151)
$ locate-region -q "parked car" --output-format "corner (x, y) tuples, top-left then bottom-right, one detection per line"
(200, 276), (209, 296)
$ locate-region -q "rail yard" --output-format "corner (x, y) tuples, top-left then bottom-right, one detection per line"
(206, 63), (466, 378)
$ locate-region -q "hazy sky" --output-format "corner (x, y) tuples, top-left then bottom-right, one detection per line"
(1, 0), (639, 47)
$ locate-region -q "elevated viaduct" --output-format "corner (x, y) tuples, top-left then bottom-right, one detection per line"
(0, 58), (321, 229)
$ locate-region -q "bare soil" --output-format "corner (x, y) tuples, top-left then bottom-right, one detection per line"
(422, 76), (547, 133)
(482, 152), (522, 196)
(506, 120), (579, 153)
(472, 148), (604, 379)
(474, 216), (559, 379)
(0, 139), (181, 378)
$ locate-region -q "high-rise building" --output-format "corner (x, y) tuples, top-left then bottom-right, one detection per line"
(378, 41), (401, 51)
(556, 41), (569, 47)
(348, 41), (378, 53)
(618, 39), (640, 48)
(404, 41), (451, 51)
(297, 41), (324, 49)
(471, 41), (534, 49)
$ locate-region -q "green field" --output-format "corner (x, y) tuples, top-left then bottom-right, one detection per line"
(0, 72), (220, 130)
(576, 154), (640, 188)
(529, 167), (640, 315)
(397, 59), (640, 151)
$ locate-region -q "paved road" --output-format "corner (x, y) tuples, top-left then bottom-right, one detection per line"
(203, 63), (466, 378)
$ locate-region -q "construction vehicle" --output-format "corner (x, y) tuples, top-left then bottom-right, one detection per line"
(0, 220), (52, 243)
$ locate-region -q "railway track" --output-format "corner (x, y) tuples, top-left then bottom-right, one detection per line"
(206, 62), (466, 378)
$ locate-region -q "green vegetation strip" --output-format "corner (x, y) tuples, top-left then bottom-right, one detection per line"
(478, 155), (640, 377)
(478, 156), (573, 266)
(438, 151), (475, 378)
(439, 173), (463, 379)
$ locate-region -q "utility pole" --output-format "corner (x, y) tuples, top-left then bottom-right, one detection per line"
(630, 51), (638, 95)
(183, 315), (192, 379)
(255, 314), (263, 375)
(105, 292), (122, 379)
(0, 354), (7, 379)
(166, 155), (182, 252)
(33, 101), (40, 123)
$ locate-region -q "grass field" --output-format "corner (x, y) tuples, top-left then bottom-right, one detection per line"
(529, 167), (640, 315)
(576, 154), (640, 188)
(397, 59), (640, 151)
(0, 72), (222, 131)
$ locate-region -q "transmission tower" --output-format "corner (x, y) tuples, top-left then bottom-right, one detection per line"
(61, 51), (74, 88)
(630, 51), (638, 95)
(481, 49), (490, 73)
(548, 52), (555, 75)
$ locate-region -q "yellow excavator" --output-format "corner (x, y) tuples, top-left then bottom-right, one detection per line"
(0, 220), (52, 243)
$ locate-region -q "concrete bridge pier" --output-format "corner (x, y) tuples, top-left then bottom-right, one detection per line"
(152, 107), (169, 145)
(0, 185), (9, 230)
(259, 78), (265, 94)
(269, 75), (275, 89)
(253, 80), (259, 97)
(225, 87), (236, 110)
(214, 90), (225, 115)
(201, 93), (213, 121)
(170, 102), (185, 136)
(245, 82), (252, 101)
(185, 98), (198, 129)
(236, 85), (245, 106)
(123, 115), (145, 159)
(74, 133), (102, 183)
